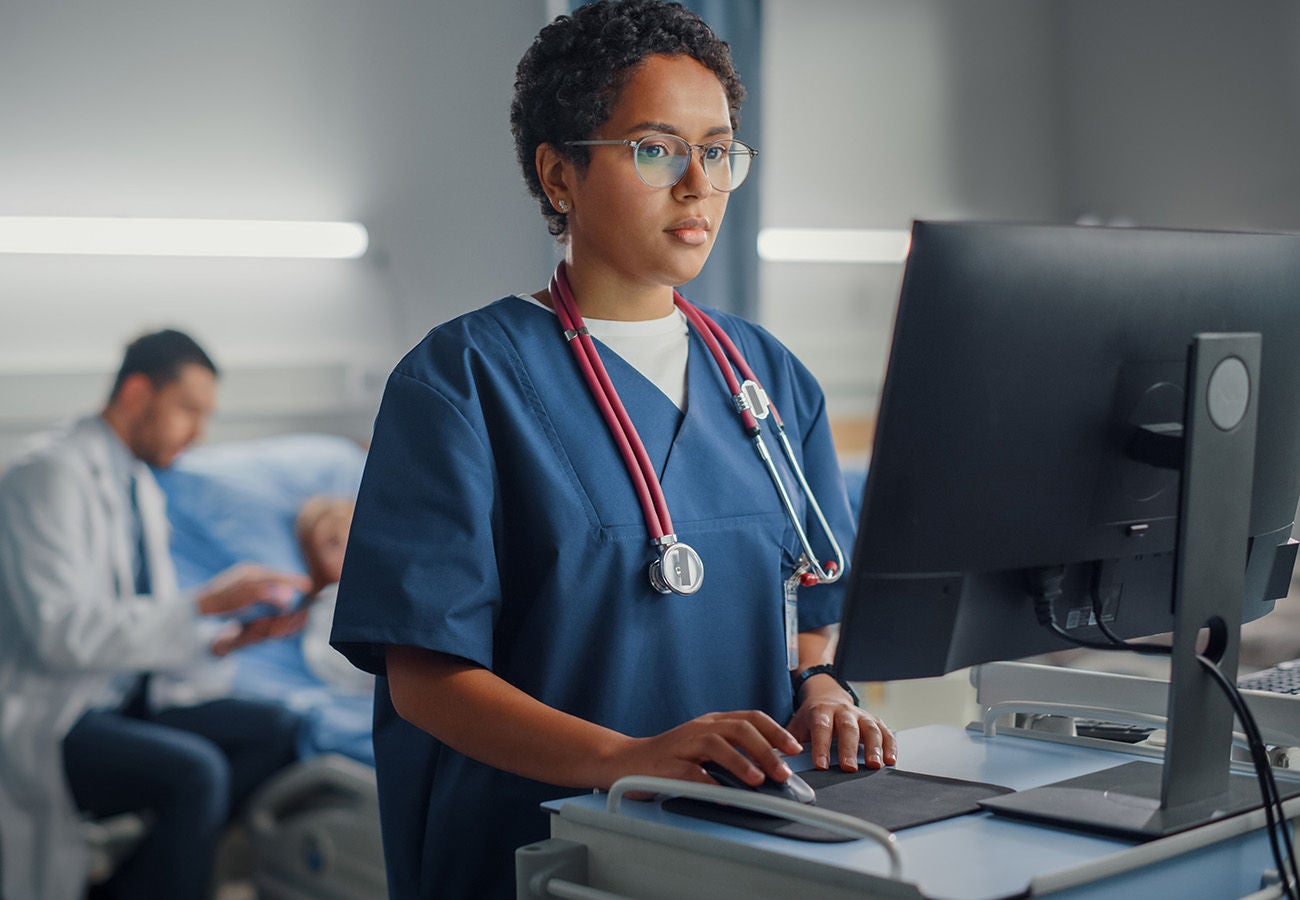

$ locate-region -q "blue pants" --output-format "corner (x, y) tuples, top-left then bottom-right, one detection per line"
(63, 698), (302, 900)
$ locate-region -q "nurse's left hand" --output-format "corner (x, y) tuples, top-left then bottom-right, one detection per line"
(787, 675), (897, 772)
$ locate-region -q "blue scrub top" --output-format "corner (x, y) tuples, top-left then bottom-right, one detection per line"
(331, 295), (854, 899)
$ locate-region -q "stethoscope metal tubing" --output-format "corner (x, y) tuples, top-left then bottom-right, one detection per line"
(770, 427), (845, 584)
(751, 429), (844, 585)
(677, 294), (845, 585)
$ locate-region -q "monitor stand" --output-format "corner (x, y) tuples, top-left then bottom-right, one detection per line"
(981, 333), (1287, 840)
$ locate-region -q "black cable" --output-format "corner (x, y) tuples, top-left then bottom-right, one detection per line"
(1030, 566), (1298, 898)
(1048, 616), (1175, 655)
(1198, 658), (1285, 895)
(1088, 569), (1174, 657)
(1040, 569), (1300, 900)
(1034, 566), (1129, 652)
(1198, 654), (1300, 900)
(1086, 574), (1297, 894)
(1032, 566), (1171, 655)
(1092, 615), (1173, 657)
(1044, 618), (1141, 652)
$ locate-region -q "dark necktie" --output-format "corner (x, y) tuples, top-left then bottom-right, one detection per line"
(122, 470), (153, 717)
(130, 470), (151, 596)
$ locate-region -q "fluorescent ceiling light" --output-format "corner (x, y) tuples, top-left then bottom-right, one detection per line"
(0, 217), (369, 259)
(757, 228), (911, 264)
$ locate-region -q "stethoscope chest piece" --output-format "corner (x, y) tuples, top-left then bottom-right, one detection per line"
(649, 540), (704, 596)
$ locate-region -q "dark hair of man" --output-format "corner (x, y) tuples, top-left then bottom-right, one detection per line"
(510, 0), (746, 237)
(108, 329), (218, 402)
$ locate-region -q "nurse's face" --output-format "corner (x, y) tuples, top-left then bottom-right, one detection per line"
(564, 54), (733, 294)
(127, 363), (217, 468)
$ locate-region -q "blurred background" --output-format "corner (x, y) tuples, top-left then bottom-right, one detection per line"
(7, 6), (1300, 893)
(3, 0), (1300, 462)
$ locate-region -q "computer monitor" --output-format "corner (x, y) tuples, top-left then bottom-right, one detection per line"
(835, 220), (1300, 839)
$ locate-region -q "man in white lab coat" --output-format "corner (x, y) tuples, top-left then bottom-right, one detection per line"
(0, 329), (312, 900)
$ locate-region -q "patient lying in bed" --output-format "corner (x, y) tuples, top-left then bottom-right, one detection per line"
(296, 495), (374, 697)
(153, 433), (375, 764)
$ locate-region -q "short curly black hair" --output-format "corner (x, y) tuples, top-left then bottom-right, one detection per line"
(511, 0), (746, 237)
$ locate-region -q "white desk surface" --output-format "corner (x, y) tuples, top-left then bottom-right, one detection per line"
(545, 724), (1289, 899)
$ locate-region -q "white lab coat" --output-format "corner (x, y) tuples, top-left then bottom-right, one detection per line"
(0, 416), (205, 900)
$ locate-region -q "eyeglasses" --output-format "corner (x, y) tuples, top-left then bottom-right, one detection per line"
(567, 134), (758, 192)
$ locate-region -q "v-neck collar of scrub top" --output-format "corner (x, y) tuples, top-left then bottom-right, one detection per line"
(505, 294), (756, 512)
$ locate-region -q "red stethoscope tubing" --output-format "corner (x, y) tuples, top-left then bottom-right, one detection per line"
(550, 265), (674, 540)
(680, 298), (785, 429)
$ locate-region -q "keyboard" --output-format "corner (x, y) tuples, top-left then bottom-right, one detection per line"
(1238, 658), (1300, 695)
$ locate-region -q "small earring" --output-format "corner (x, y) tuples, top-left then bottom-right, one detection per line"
(556, 199), (570, 212)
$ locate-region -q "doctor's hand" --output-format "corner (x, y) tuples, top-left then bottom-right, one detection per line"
(787, 675), (897, 772)
(210, 607), (310, 657)
(602, 710), (803, 797)
(195, 564), (311, 617)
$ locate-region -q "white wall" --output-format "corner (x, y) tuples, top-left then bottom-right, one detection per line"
(760, 0), (1300, 427)
(759, 0), (1063, 423)
(1058, 0), (1300, 231)
(7, 1), (1300, 460)
(0, 1), (553, 460)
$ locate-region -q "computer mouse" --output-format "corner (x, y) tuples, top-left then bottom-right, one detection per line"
(701, 760), (817, 805)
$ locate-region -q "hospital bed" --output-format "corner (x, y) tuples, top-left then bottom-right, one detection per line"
(246, 753), (387, 899)
(83, 751), (387, 898)
(152, 433), (386, 898)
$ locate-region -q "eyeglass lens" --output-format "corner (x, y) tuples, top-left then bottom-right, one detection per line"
(634, 135), (753, 191)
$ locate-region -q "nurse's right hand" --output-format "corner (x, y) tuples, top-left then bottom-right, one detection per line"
(603, 710), (803, 793)
(385, 647), (803, 795)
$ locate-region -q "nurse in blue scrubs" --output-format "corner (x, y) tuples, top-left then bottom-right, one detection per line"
(330, 1), (896, 896)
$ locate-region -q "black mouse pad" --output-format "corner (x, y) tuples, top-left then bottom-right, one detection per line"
(661, 768), (1013, 843)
